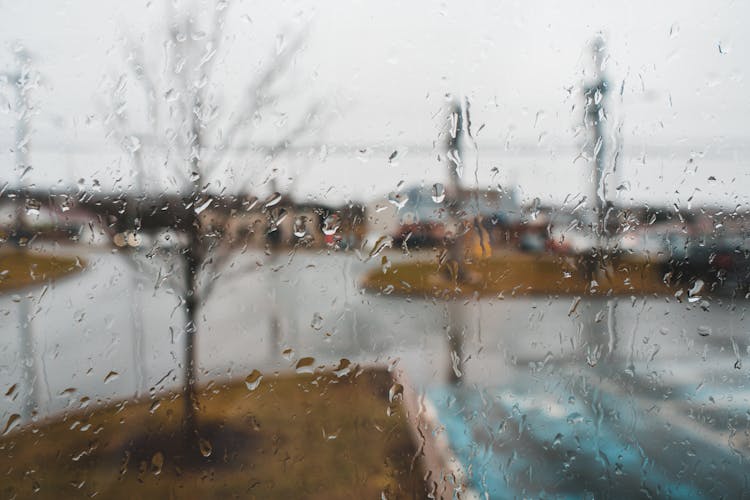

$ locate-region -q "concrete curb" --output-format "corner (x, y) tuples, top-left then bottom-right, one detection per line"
(393, 368), (480, 499)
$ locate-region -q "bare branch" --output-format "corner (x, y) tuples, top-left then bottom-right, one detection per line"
(199, 0), (231, 93)
(199, 249), (258, 300)
(204, 28), (309, 173)
(240, 100), (322, 159)
(122, 37), (160, 136)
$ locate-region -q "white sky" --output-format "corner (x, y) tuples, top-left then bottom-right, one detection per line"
(0, 0), (748, 207)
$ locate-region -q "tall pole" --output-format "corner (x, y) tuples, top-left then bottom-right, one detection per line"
(583, 35), (610, 245)
(3, 47), (39, 421)
(580, 36), (619, 369)
(442, 96), (466, 384)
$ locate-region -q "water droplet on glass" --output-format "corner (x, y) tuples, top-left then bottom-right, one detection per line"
(387, 191), (408, 210)
(689, 279), (704, 297)
(194, 198), (213, 215)
(310, 312), (323, 330)
(2, 413), (21, 435)
(149, 400), (161, 414)
(552, 433), (564, 448)
(566, 412), (584, 424)
(264, 192), (282, 208)
(275, 33), (286, 55)
(450, 351), (462, 378)
(295, 357), (315, 374)
(697, 326), (712, 337)
(322, 216), (340, 236)
(123, 135), (141, 154)
(334, 358), (352, 377)
(568, 296), (582, 316)
(293, 217), (307, 238)
(151, 451), (164, 475)
(245, 369), (263, 391)
(5, 383), (18, 399)
(199, 437), (212, 457)
(381, 255), (391, 274)
(104, 371), (119, 384)
(25, 199), (41, 216)
(368, 235), (393, 259)
(388, 383), (404, 402)
(431, 183), (445, 203)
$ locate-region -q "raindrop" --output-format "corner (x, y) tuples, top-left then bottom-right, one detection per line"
(446, 149), (462, 177)
(697, 326), (712, 337)
(431, 183), (445, 203)
(688, 279), (704, 297)
(25, 198), (41, 216)
(5, 383), (18, 399)
(387, 191), (408, 210)
(552, 433), (563, 448)
(59, 197), (72, 212)
(199, 437), (212, 457)
(322, 216), (340, 236)
(381, 255), (391, 274)
(368, 235), (393, 259)
(293, 217), (307, 238)
(566, 412), (584, 424)
(149, 400), (161, 414)
(334, 358), (352, 377)
(275, 33), (286, 55)
(388, 383), (404, 402)
(295, 357), (315, 374)
(310, 313), (323, 330)
(2, 413), (21, 435)
(568, 296), (582, 316)
(123, 135), (141, 154)
(282, 347), (295, 361)
(264, 192), (282, 208)
(104, 371), (119, 384)
(194, 198), (213, 215)
(151, 452), (164, 475)
(245, 370), (263, 391)
(450, 351), (462, 378)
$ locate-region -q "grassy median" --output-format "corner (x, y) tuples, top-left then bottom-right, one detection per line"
(363, 250), (674, 298)
(0, 250), (83, 292)
(0, 367), (424, 499)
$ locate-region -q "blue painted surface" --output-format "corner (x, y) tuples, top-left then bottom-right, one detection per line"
(428, 375), (746, 498)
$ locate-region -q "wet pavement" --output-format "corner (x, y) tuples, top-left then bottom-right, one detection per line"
(1, 247), (748, 496)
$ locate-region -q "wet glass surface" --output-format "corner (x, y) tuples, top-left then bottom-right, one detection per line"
(1, 1), (749, 497)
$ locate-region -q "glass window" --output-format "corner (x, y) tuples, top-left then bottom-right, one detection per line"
(1, 1), (748, 497)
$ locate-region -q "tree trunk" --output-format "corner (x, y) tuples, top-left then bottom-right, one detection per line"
(182, 254), (199, 443)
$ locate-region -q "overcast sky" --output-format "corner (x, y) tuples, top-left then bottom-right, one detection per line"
(0, 0), (748, 207)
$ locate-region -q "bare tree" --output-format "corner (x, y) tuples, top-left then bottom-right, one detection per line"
(102, 1), (321, 444)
